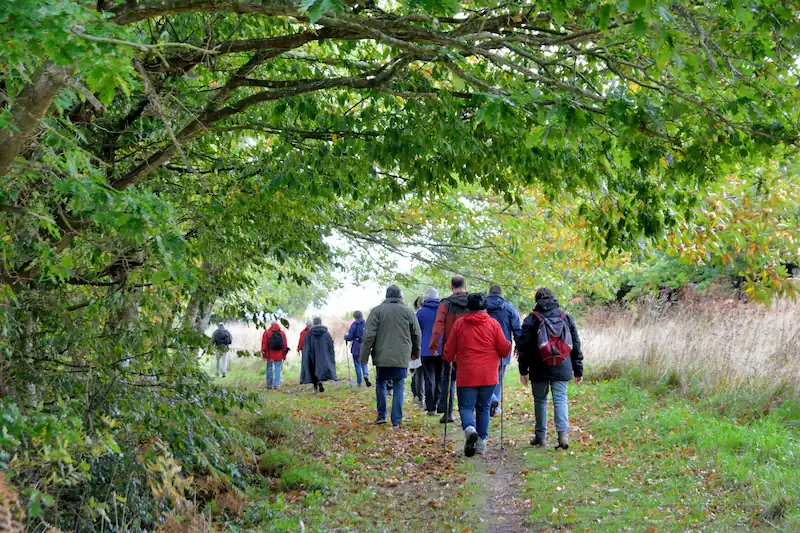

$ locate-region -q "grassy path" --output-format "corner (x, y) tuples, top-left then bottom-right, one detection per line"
(218, 359), (800, 532)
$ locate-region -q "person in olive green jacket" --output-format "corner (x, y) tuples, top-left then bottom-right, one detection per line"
(360, 285), (422, 428)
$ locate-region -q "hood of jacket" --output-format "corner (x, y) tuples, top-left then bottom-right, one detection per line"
(446, 292), (469, 310)
(353, 317), (365, 326)
(534, 298), (560, 316)
(309, 325), (329, 337)
(460, 310), (492, 325)
(486, 294), (506, 312)
(268, 323), (282, 333)
(423, 298), (440, 309)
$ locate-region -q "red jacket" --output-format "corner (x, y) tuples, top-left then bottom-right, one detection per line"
(443, 311), (512, 387)
(297, 326), (311, 352)
(429, 292), (469, 354)
(261, 324), (288, 361)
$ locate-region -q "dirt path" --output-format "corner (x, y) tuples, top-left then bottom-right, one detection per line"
(480, 446), (532, 533)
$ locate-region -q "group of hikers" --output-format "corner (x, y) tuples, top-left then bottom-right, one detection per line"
(210, 275), (583, 456)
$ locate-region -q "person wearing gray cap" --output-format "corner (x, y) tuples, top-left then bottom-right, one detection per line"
(211, 322), (232, 378)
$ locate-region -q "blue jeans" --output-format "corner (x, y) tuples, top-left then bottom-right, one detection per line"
(376, 377), (405, 426)
(532, 381), (569, 436)
(491, 361), (509, 405)
(457, 385), (494, 440)
(352, 354), (369, 385)
(266, 360), (283, 388)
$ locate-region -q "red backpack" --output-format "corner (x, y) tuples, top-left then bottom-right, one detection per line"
(532, 312), (573, 366)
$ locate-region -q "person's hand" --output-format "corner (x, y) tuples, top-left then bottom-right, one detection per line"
(520, 374), (529, 387)
(575, 376), (583, 385)
(411, 353), (419, 360)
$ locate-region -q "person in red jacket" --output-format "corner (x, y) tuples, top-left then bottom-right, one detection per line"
(262, 321), (288, 389)
(444, 292), (511, 457)
(430, 275), (469, 423)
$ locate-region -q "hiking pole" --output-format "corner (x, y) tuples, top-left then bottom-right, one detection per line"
(500, 363), (505, 451)
(442, 361), (453, 452)
(345, 341), (353, 388)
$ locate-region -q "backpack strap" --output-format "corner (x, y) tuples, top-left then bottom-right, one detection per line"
(560, 312), (566, 320)
(532, 311), (543, 321)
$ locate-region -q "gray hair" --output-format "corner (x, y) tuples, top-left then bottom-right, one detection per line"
(217, 322), (225, 328)
(386, 285), (402, 299)
(306, 320), (313, 328)
(271, 320), (279, 326)
(312, 317), (323, 326)
(424, 288), (439, 300)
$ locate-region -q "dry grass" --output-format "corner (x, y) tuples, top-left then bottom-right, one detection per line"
(583, 298), (800, 394)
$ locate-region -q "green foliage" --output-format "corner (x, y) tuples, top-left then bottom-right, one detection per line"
(278, 465), (330, 491)
(1, 0), (800, 529)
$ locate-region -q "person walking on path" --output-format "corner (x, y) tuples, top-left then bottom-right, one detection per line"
(417, 288), (444, 416)
(360, 285), (422, 428)
(444, 293), (511, 457)
(517, 287), (584, 449)
(430, 275), (470, 423)
(345, 311), (372, 387)
(302, 317), (337, 392)
(298, 320), (312, 384)
(486, 284), (522, 417)
(211, 322), (232, 378)
(262, 321), (288, 389)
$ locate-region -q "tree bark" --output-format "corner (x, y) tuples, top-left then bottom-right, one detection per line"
(0, 63), (72, 178)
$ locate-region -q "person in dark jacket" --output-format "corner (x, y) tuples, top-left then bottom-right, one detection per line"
(211, 322), (232, 378)
(444, 293), (511, 457)
(302, 317), (337, 392)
(409, 296), (425, 406)
(518, 288), (583, 449)
(486, 285), (523, 417)
(345, 311), (371, 387)
(360, 285), (422, 427)
(417, 288), (443, 415)
(430, 275), (469, 423)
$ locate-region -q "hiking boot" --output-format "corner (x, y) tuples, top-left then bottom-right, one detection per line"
(375, 418), (387, 425)
(364, 377), (372, 387)
(426, 410), (437, 417)
(464, 426), (479, 457)
(318, 383), (325, 393)
(313, 383), (318, 392)
(476, 439), (487, 455)
(530, 434), (547, 448)
(556, 431), (569, 450)
(222, 373), (226, 378)
(489, 399), (499, 417)
(439, 414), (455, 424)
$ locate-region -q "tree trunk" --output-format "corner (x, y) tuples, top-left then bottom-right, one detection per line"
(0, 63), (72, 178)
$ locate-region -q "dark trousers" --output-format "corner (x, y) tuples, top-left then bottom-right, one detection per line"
(436, 361), (456, 416)
(411, 367), (424, 403)
(421, 357), (443, 412)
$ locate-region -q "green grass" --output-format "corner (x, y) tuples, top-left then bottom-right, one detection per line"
(512, 378), (800, 531)
(208, 358), (800, 532)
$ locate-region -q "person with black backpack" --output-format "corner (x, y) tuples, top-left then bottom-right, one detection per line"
(345, 311), (371, 387)
(261, 321), (288, 389)
(430, 275), (470, 424)
(517, 287), (584, 450)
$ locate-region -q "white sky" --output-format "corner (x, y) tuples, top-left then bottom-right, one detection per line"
(308, 234), (418, 316)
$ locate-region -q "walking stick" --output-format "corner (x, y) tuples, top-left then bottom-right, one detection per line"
(500, 363), (505, 451)
(442, 361), (453, 451)
(345, 341), (353, 388)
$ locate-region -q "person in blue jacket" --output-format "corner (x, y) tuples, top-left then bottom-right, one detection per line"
(486, 284), (522, 416)
(345, 310), (371, 387)
(417, 288), (444, 415)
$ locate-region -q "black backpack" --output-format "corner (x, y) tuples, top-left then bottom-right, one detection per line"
(268, 330), (284, 350)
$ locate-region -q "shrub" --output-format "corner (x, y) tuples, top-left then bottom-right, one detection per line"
(259, 450), (293, 477)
